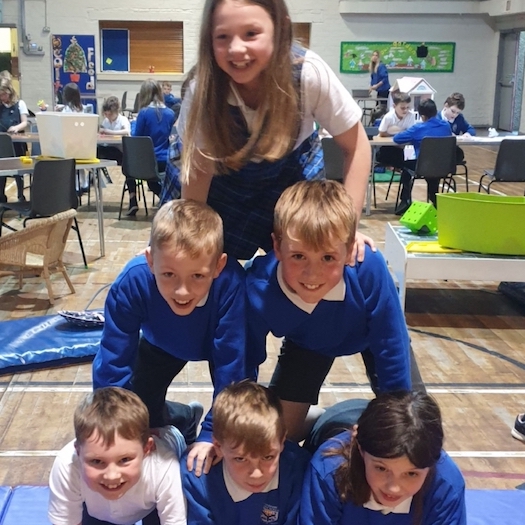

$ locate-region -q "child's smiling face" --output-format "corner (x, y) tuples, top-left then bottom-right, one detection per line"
(212, 0), (275, 92)
(76, 431), (153, 501)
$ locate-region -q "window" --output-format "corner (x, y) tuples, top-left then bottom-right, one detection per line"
(293, 23), (311, 49)
(99, 21), (183, 73)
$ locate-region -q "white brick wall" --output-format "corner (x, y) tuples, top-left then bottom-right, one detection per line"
(0, 0), (513, 128)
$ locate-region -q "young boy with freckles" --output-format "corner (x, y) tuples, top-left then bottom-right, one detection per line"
(182, 380), (310, 525)
(48, 387), (187, 525)
(246, 180), (424, 442)
(92, 200), (254, 473)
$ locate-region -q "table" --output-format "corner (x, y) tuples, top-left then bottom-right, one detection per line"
(0, 157), (116, 257)
(365, 134), (525, 216)
(384, 222), (525, 311)
(10, 133), (122, 146)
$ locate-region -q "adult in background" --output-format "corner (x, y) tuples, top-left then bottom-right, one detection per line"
(369, 50), (391, 108)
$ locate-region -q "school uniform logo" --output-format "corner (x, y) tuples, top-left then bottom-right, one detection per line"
(261, 504), (279, 523)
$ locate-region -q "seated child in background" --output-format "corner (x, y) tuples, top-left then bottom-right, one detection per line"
(92, 199), (252, 472)
(298, 391), (466, 525)
(48, 387), (187, 525)
(438, 92), (475, 164)
(376, 92), (416, 171)
(182, 381), (311, 525)
(97, 95), (130, 166)
(246, 180), (421, 443)
(393, 99), (452, 215)
(162, 81), (182, 118)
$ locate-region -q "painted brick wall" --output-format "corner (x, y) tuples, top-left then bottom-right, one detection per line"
(0, 1), (507, 128)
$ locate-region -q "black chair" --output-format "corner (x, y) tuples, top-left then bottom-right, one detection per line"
(478, 139), (525, 195)
(396, 136), (457, 208)
(0, 133), (26, 200)
(119, 136), (161, 220)
(321, 137), (344, 183)
(0, 158), (88, 268)
(121, 91), (135, 118)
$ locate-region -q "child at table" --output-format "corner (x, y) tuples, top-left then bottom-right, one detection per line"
(97, 95), (130, 166)
(0, 78), (28, 203)
(438, 92), (475, 164)
(128, 79), (175, 216)
(376, 92), (416, 170)
(298, 391), (466, 525)
(393, 99), (452, 215)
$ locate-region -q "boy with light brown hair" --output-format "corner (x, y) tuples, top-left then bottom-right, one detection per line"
(246, 180), (422, 442)
(92, 199), (254, 473)
(182, 380), (310, 525)
(48, 387), (187, 525)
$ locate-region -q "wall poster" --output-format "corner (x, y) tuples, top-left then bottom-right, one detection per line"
(340, 42), (455, 74)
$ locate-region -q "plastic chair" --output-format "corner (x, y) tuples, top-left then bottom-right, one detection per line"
(0, 158), (88, 268)
(478, 139), (525, 195)
(0, 209), (76, 304)
(396, 136), (457, 208)
(321, 137), (344, 183)
(121, 91), (135, 118)
(119, 136), (160, 219)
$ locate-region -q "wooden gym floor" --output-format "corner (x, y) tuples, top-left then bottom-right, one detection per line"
(0, 143), (524, 490)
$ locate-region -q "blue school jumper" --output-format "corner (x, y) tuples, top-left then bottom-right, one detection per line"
(182, 441), (311, 525)
(246, 247), (411, 392)
(299, 433), (466, 525)
(92, 254), (250, 442)
(133, 105), (175, 163)
(207, 46), (325, 260)
(437, 112), (476, 136)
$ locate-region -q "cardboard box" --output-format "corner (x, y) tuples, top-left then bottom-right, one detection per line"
(35, 112), (99, 160)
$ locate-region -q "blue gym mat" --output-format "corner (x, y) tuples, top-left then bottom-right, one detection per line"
(0, 486), (522, 524)
(0, 315), (101, 374)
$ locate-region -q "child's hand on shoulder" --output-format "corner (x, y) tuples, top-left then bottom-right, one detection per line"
(186, 441), (221, 477)
(348, 231), (376, 266)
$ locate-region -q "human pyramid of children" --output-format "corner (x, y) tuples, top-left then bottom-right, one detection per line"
(48, 1), (468, 524)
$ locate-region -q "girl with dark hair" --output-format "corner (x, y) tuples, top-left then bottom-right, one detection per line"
(299, 391), (466, 525)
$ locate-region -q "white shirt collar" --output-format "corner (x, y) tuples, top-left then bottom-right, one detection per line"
(276, 262), (346, 314)
(363, 496), (412, 515)
(196, 292), (209, 308)
(222, 461), (280, 502)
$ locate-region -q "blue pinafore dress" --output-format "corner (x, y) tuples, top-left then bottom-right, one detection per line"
(207, 46), (324, 260)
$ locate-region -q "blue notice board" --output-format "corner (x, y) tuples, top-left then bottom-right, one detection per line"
(101, 29), (129, 72)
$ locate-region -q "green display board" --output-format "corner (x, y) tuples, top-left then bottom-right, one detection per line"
(340, 42), (455, 74)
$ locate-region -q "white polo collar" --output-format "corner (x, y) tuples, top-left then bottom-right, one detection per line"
(363, 495), (412, 515)
(276, 262), (346, 314)
(222, 461), (279, 502)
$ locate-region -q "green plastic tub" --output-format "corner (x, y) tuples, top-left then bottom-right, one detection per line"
(437, 193), (525, 255)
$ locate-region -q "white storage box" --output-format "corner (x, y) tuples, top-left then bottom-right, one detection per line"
(35, 112), (99, 160)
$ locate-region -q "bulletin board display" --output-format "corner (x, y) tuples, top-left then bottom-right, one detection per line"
(340, 42), (455, 74)
(101, 29), (130, 72)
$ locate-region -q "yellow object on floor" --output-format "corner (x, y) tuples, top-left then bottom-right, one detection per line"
(405, 241), (463, 253)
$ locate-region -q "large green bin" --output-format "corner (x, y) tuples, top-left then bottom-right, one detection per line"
(437, 193), (525, 256)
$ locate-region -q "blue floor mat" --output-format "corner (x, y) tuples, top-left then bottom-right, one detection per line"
(0, 314), (101, 374)
(466, 489), (525, 524)
(0, 486), (523, 524)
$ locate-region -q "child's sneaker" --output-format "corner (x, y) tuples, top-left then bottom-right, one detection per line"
(127, 196), (139, 216)
(511, 413), (525, 442)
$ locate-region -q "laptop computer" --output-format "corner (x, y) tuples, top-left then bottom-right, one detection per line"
(35, 112), (99, 160)
(352, 89), (372, 98)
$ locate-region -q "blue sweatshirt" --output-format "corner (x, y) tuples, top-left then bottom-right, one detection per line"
(182, 441), (310, 525)
(133, 105), (175, 162)
(299, 433), (466, 525)
(92, 255), (249, 442)
(371, 63), (391, 92)
(393, 117), (452, 157)
(438, 111), (476, 136)
(246, 246), (411, 392)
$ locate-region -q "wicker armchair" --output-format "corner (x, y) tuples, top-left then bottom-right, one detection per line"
(0, 209), (76, 304)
